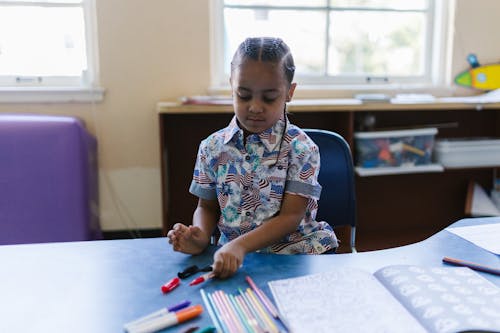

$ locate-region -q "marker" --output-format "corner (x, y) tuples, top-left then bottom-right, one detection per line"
(126, 305), (203, 333)
(161, 277), (180, 293)
(123, 300), (191, 329)
(442, 256), (500, 276)
(193, 326), (216, 333)
(189, 272), (215, 286)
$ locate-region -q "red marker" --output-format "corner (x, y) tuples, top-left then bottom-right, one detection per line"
(189, 272), (214, 286)
(161, 277), (180, 293)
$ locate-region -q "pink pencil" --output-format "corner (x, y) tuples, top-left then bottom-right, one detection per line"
(211, 291), (239, 333)
(235, 294), (265, 333)
(245, 276), (279, 318)
(215, 290), (244, 333)
(245, 288), (279, 333)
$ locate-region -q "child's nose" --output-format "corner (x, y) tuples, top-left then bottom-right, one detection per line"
(249, 101), (264, 113)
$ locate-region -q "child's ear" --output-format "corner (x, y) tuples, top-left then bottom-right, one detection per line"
(286, 83), (297, 102)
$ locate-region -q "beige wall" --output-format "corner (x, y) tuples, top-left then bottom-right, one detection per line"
(1, 0), (499, 231)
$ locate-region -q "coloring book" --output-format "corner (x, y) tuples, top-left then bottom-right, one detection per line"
(268, 265), (500, 333)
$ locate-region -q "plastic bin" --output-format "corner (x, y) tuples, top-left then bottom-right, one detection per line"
(434, 138), (500, 168)
(354, 128), (437, 168)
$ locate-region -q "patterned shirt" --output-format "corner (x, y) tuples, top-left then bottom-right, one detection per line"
(189, 115), (338, 254)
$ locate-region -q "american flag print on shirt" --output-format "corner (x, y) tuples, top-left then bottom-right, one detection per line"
(189, 115), (338, 254)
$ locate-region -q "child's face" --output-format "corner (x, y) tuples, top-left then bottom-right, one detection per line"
(230, 59), (296, 135)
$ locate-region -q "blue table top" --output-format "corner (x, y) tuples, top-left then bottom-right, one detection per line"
(1, 217), (499, 333)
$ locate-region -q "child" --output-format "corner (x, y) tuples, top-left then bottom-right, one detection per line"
(167, 37), (338, 278)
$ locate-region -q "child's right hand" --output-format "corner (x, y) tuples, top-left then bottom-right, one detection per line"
(166, 223), (209, 255)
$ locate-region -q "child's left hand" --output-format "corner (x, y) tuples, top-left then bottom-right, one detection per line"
(212, 241), (246, 279)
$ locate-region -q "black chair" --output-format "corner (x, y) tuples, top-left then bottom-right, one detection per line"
(304, 129), (357, 252)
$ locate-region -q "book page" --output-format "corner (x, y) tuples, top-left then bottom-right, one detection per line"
(268, 268), (426, 333)
(375, 265), (500, 333)
(446, 223), (500, 255)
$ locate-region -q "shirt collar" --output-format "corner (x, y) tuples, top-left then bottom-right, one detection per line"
(223, 115), (288, 152)
(223, 116), (242, 145)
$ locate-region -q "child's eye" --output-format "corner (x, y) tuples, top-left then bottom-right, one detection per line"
(237, 94), (251, 101)
(263, 96), (277, 103)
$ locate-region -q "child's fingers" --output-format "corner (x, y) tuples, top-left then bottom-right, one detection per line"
(173, 223), (188, 233)
(213, 252), (240, 279)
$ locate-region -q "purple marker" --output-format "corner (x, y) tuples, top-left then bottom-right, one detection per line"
(123, 300), (191, 331)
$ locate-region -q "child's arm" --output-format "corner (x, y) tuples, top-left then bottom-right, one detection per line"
(212, 192), (307, 278)
(167, 198), (219, 255)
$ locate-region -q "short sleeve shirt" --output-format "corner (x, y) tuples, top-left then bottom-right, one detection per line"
(189, 116), (338, 254)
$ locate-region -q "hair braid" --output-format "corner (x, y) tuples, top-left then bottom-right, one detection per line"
(231, 37), (295, 84)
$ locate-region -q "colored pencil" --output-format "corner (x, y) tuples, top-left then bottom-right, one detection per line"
(246, 288), (279, 333)
(207, 291), (233, 333)
(200, 289), (224, 333)
(238, 288), (270, 332)
(443, 256), (500, 276)
(245, 276), (279, 317)
(218, 291), (246, 333)
(228, 293), (255, 333)
(200, 286), (285, 333)
(246, 275), (291, 332)
(235, 294), (264, 333)
(214, 290), (243, 333)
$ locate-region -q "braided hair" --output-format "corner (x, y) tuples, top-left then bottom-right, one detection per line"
(230, 37), (296, 85)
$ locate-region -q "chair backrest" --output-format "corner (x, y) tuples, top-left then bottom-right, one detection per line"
(304, 129), (357, 251)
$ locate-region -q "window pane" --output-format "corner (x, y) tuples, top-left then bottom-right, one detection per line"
(223, 8), (326, 76)
(0, 6), (87, 76)
(225, 0), (326, 7)
(329, 0), (428, 10)
(328, 11), (425, 77)
(1, 0), (82, 3)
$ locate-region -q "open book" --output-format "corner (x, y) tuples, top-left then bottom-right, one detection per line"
(268, 265), (500, 333)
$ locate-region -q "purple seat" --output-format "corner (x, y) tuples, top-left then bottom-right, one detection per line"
(0, 114), (101, 245)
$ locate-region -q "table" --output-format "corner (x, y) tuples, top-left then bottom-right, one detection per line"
(1, 217), (499, 332)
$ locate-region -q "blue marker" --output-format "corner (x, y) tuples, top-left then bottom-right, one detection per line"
(123, 300), (191, 330)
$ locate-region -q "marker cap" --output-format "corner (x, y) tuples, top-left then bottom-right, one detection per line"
(167, 300), (191, 312)
(161, 277), (180, 293)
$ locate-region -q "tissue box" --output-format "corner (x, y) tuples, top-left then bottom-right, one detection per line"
(354, 128), (437, 168)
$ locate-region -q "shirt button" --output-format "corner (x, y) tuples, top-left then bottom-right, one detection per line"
(245, 155), (250, 161)
(243, 186), (249, 190)
(278, 165), (283, 170)
(245, 212), (251, 216)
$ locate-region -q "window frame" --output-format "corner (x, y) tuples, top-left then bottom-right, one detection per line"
(0, 0), (103, 103)
(210, 0), (452, 94)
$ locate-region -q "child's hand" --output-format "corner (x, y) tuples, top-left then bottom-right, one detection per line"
(212, 242), (246, 279)
(167, 223), (209, 255)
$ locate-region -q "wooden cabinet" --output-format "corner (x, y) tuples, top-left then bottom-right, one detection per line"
(158, 101), (500, 252)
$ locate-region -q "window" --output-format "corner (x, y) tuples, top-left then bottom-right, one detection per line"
(212, 0), (450, 89)
(0, 0), (101, 101)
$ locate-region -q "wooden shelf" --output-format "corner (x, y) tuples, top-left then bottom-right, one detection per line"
(158, 99), (500, 114)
